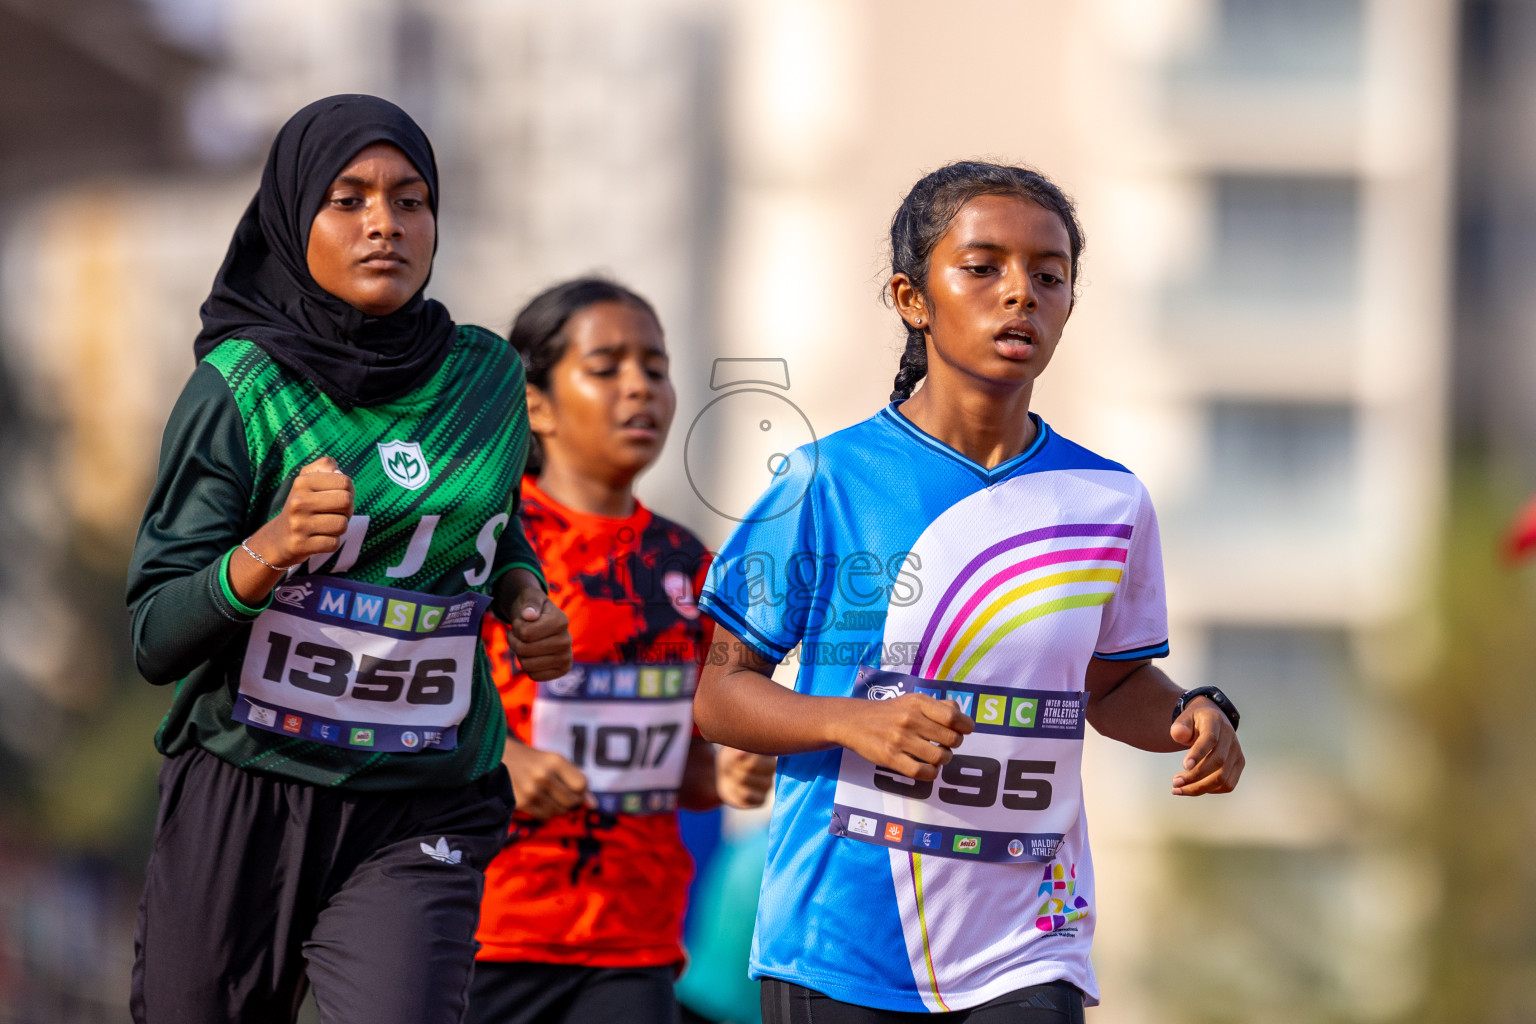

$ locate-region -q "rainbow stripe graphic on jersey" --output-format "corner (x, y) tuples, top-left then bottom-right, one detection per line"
(914, 524), (1132, 680)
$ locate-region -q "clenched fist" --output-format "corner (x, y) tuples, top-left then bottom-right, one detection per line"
(715, 747), (775, 808)
(503, 739), (593, 819)
(494, 568), (573, 682)
(228, 456), (355, 605)
(263, 457), (355, 566)
(834, 693), (974, 781)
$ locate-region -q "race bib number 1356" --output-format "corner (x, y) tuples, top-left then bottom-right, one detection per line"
(234, 576), (490, 753)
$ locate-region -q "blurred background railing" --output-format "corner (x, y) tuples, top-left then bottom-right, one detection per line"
(2, 1), (1535, 1022)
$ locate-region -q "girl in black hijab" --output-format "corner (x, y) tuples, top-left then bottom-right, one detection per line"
(128, 95), (571, 1024)
(195, 93), (456, 404)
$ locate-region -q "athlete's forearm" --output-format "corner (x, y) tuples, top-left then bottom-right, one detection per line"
(226, 534), (289, 605)
(487, 486), (546, 596)
(677, 736), (721, 811)
(131, 554), (264, 685)
(128, 363), (267, 684)
(1085, 660), (1183, 751)
(695, 658), (852, 756)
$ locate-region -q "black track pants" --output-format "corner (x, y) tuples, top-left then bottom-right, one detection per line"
(466, 961), (681, 1024)
(761, 978), (1084, 1024)
(131, 747), (514, 1024)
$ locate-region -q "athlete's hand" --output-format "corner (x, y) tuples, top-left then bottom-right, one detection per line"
(503, 739), (595, 819)
(500, 569), (573, 681)
(1169, 699), (1244, 796)
(836, 694), (973, 781)
(241, 456), (355, 573)
(715, 747), (775, 808)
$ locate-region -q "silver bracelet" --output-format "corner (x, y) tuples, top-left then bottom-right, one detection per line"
(240, 539), (292, 572)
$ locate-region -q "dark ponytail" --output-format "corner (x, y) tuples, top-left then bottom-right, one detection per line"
(891, 329), (927, 405)
(887, 161), (1085, 402)
(507, 276), (660, 474)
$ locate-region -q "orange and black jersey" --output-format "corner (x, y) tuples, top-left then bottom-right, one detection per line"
(477, 477), (711, 966)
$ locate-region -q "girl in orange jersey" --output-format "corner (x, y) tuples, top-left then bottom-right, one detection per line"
(469, 278), (774, 1024)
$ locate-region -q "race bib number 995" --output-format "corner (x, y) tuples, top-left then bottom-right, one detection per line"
(831, 668), (1085, 863)
(234, 576), (491, 753)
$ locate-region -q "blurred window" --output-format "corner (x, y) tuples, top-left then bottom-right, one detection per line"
(1209, 175), (1360, 305)
(1205, 626), (1352, 772)
(1209, 0), (1363, 77)
(1460, 0), (1499, 88)
(1205, 400), (1356, 524)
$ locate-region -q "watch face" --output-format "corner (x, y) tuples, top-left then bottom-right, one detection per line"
(684, 387), (818, 523)
(1177, 689), (1238, 728)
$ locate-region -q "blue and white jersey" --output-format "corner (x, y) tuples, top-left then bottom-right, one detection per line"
(698, 404), (1169, 1012)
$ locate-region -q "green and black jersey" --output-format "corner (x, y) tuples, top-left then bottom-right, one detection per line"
(128, 325), (543, 790)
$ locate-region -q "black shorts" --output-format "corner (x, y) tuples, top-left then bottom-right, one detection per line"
(466, 960), (680, 1024)
(131, 746), (514, 1024)
(761, 978), (1084, 1024)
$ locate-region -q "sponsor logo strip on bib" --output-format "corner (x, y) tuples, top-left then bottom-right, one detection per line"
(233, 696), (457, 753)
(830, 668), (1085, 863)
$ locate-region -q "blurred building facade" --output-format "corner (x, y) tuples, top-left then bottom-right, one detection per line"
(1088, 3), (1456, 1021)
(1453, 0), (1536, 478)
(0, 1), (1466, 1023)
(0, 0), (201, 766)
(0, 4), (203, 1019)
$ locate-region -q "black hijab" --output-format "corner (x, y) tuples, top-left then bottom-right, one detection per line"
(194, 94), (455, 408)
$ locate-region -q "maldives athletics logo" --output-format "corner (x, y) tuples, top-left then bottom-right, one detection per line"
(378, 439), (430, 491)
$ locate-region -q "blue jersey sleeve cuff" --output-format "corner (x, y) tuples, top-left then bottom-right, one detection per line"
(1094, 640), (1170, 661)
(698, 591), (792, 664)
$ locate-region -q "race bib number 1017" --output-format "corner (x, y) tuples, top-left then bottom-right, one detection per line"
(531, 663), (696, 815)
(831, 668), (1085, 863)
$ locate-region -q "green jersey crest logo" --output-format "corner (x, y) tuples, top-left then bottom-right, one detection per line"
(378, 439), (430, 491)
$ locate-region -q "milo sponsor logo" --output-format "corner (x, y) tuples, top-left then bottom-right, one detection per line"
(952, 834), (981, 855)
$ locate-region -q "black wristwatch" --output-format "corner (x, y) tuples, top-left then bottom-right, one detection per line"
(1171, 686), (1240, 731)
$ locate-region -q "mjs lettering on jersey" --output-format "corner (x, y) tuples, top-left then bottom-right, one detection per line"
(282, 511), (513, 588)
(830, 668), (1086, 863)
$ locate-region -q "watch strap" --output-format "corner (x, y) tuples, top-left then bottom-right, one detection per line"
(1172, 685), (1239, 731)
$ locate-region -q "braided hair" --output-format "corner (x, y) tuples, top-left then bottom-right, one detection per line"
(507, 276), (661, 474)
(888, 162), (1085, 401)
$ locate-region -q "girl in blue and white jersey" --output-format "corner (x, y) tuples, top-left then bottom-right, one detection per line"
(695, 162), (1245, 1023)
